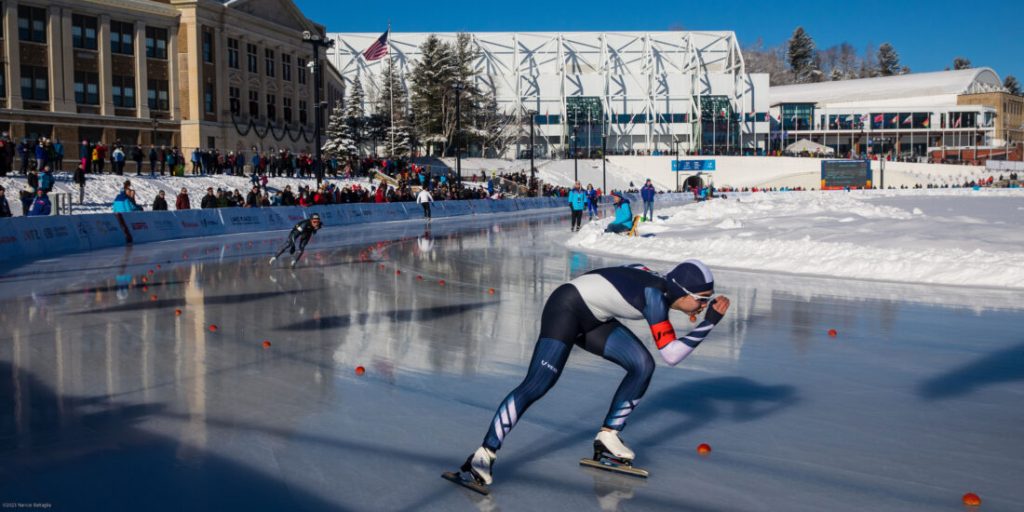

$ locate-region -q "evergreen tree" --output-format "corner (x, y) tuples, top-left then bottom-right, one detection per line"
(409, 35), (456, 156)
(877, 43), (901, 76)
(953, 57), (972, 70)
(830, 68), (843, 81)
(450, 33), (484, 154)
(786, 27), (819, 83)
(322, 101), (356, 160)
(345, 76), (366, 155)
(1005, 75), (1022, 95)
(377, 58), (414, 157)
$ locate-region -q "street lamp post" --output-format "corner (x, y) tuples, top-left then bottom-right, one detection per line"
(526, 109), (536, 195)
(602, 132), (607, 193)
(453, 83), (464, 191)
(572, 126), (578, 182)
(302, 30), (335, 189)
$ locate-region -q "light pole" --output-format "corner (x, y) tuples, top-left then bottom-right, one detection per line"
(526, 109), (536, 194)
(452, 82), (464, 191)
(302, 30), (335, 189)
(602, 131), (607, 193)
(572, 126), (578, 182)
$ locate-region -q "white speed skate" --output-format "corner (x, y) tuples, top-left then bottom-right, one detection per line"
(443, 446), (495, 495)
(580, 430), (648, 478)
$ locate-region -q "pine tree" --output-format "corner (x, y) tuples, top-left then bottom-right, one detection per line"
(409, 35), (456, 156)
(1005, 75), (1022, 95)
(450, 33), (484, 153)
(376, 58), (414, 157)
(786, 27), (819, 83)
(830, 68), (843, 81)
(345, 76), (366, 155)
(322, 101), (356, 160)
(953, 57), (972, 70)
(877, 43), (901, 76)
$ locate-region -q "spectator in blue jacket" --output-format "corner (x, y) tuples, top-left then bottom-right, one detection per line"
(586, 184), (600, 220)
(38, 166), (55, 194)
(112, 181), (142, 212)
(34, 141), (47, 172)
(568, 181), (586, 232)
(605, 191), (634, 234)
(640, 179), (656, 222)
(27, 189), (51, 216)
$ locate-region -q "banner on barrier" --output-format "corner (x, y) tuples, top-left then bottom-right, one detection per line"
(174, 209), (227, 237)
(0, 218), (19, 262)
(121, 211), (183, 243)
(74, 215), (129, 251)
(11, 215), (90, 257)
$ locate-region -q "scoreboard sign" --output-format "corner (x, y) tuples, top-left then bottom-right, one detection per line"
(672, 159), (716, 171)
(821, 160), (871, 190)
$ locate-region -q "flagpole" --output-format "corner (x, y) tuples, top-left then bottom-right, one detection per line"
(387, 22), (395, 158)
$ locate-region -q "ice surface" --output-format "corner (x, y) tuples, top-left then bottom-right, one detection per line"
(1, 211), (1022, 511)
(569, 189), (1024, 289)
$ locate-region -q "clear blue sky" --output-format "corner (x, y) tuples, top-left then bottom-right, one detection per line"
(295, 0), (1024, 83)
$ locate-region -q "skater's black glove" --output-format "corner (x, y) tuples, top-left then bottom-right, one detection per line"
(704, 298), (725, 325)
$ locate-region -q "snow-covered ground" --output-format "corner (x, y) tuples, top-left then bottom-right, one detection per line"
(0, 172), (374, 216)
(568, 188), (1024, 289)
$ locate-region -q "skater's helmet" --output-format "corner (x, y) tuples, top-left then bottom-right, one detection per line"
(310, 213), (321, 222)
(665, 259), (714, 304)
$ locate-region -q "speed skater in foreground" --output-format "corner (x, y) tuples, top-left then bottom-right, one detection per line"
(444, 260), (730, 493)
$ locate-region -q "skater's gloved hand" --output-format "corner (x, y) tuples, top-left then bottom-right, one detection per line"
(703, 296), (730, 325)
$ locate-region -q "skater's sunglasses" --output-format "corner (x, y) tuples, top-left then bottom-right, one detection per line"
(671, 279), (715, 304)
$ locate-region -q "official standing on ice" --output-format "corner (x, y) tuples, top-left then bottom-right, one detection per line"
(417, 187), (434, 220)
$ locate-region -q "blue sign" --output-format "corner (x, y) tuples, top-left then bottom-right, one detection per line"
(672, 159), (716, 171)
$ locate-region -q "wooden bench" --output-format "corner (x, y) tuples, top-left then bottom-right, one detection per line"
(628, 215), (642, 237)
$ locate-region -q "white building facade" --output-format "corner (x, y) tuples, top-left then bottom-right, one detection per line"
(327, 31), (770, 157)
(768, 68), (1005, 160)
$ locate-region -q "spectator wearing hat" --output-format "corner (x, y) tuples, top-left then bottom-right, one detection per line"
(640, 179), (656, 222)
(605, 192), (634, 234)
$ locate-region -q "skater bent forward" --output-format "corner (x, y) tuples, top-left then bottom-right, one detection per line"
(454, 260), (730, 488)
(270, 213), (322, 267)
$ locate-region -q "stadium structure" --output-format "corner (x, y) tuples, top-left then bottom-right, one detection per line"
(326, 31), (770, 157)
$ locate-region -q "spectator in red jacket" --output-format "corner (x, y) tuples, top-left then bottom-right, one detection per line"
(175, 188), (191, 210)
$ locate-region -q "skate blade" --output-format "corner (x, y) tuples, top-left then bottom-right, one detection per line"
(579, 458), (649, 478)
(442, 471), (491, 495)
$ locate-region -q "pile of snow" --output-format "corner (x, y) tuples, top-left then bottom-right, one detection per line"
(0, 172), (375, 216)
(567, 188), (1024, 289)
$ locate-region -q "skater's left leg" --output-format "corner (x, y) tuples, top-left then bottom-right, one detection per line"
(482, 337), (572, 452)
(581, 321), (654, 432)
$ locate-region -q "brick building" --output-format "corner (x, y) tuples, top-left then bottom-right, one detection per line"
(0, 0), (344, 168)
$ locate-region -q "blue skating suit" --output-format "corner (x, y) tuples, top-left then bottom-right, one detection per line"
(483, 264), (723, 452)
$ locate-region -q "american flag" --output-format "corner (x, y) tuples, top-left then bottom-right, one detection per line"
(363, 30), (389, 61)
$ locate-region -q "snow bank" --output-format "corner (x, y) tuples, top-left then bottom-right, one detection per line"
(567, 188), (1024, 289)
